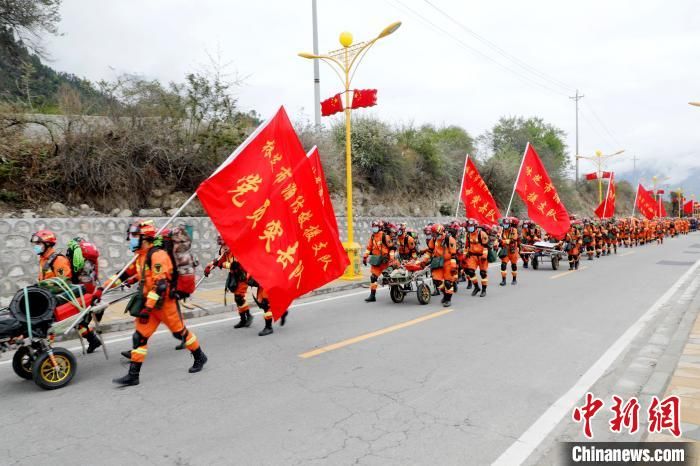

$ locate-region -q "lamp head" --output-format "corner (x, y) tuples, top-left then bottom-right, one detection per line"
(377, 21), (402, 39)
(339, 31), (353, 48)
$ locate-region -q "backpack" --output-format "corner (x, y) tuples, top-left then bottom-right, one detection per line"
(66, 238), (100, 288)
(146, 225), (199, 299)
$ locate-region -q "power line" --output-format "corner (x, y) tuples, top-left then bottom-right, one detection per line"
(422, 0), (575, 94)
(386, 0), (571, 97)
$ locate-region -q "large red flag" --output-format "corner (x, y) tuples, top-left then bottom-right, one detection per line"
(459, 155), (502, 225)
(635, 184), (658, 220)
(684, 200), (695, 215)
(306, 146), (339, 233)
(197, 107), (349, 320)
(514, 143), (570, 239)
(594, 173), (616, 219)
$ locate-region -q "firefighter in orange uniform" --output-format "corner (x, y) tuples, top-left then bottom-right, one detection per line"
(363, 220), (394, 302)
(520, 220), (542, 269)
(499, 217), (520, 286)
(464, 219), (490, 297)
(31, 230), (102, 353)
(423, 223), (458, 307)
(564, 222), (583, 270)
(110, 220), (207, 386)
(397, 223), (419, 261)
(204, 235), (253, 329)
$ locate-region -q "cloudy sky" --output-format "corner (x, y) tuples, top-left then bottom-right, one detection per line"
(44, 0), (700, 194)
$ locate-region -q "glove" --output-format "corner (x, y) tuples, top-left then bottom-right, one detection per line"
(91, 287), (104, 306)
(138, 307), (151, 324)
(362, 256), (368, 266)
(204, 263), (213, 277)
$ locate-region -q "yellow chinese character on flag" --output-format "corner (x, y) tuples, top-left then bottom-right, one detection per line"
(246, 199), (270, 228)
(303, 225), (322, 242)
(228, 174), (263, 208)
(259, 220), (283, 253)
(276, 241), (299, 270)
(274, 167), (292, 185)
(312, 242), (328, 257)
(281, 183), (297, 202)
(289, 261), (304, 289)
(317, 254), (332, 272)
(298, 211), (313, 228)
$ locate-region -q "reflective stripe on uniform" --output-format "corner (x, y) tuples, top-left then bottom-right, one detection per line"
(132, 347), (147, 355)
(147, 291), (160, 301)
(185, 334), (197, 346)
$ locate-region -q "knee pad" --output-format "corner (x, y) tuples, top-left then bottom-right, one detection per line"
(234, 294), (246, 306)
(132, 331), (148, 349)
(443, 280), (453, 291)
(466, 268), (475, 277)
(511, 264), (517, 272)
(172, 329), (188, 341)
(370, 275), (378, 284)
(260, 298), (270, 311)
(500, 263), (507, 271)
(480, 270), (487, 279)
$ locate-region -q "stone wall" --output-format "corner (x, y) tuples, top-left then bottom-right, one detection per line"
(0, 216), (450, 304)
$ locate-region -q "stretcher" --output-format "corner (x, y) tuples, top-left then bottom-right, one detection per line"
(520, 241), (565, 270)
(377, 261), (436, 305)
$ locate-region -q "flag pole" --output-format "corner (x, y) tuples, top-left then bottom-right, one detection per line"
(631, 183), (639, 218)
(601, 174), (612, 218)
(454, 153), (469, 218)
(505, 143), (529, 218)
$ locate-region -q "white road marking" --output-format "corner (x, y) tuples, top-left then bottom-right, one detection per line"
(0, 288), (378, 367)
(492, 258), (700, 466)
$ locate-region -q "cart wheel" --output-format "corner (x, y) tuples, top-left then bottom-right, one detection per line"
(417, 284), (431, 305)
(12, 347), (34, 380)
(390, 285), (405, 303)
(32, 347), (76, 390)
(532, 256), (539, 270)
(551, 256), (560, 270)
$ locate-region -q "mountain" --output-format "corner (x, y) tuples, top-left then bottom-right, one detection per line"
(0, 29), (110, 112)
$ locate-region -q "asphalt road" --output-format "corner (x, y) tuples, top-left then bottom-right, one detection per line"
(2, 234), (699, 465)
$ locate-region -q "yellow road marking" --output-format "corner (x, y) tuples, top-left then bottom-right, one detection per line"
(299, 309), (454, 359)
(550, 265), (588, 279)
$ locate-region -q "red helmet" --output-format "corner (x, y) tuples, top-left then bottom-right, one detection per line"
(423, 223), (433, 235)
(128, 219), (158, 239)
(509, 217), (520, 227)
(431, 224), (445, 236)
(466, 218), (478, 227)
(31, 230), (57, 246)
(371, 220), (383, 229)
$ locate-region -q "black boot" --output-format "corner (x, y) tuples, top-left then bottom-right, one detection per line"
(113, 362), (141, 386)
(120, 350), (132, 359)
(569, 262), (574, 270)
(442, 294), (452, 308)
(280, 311), (288, 326)
(86, 331), (103, 354)
(480, 285), (487, 297)
(511, 276), (517, 285)
(234, 310), (253, 328)
(364, 290), (377, 302)
(189, 348), (208, 373)
(258, 320), (273, 336)
(466, 280), (472, 290)
(523, 262), (529, 269)
(500, 276), (507, 286)
(471, 283), (480, 296)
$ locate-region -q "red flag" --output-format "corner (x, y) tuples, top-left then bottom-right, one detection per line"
(656, 189), (665, 195)
(594, 173), (616, 218)
(306, 146), (340, 234)
(635, 184), (658, 220)
(196, 107), (349, 320)
(351, 89), (377, 109)
(459, 155), (502, 225)
(321, 94), (343, 116)
(657, 198), (668, 217)
(584, 171), (612, 180)
(684, 200), (695, 215)
(514, 143), (570, 239)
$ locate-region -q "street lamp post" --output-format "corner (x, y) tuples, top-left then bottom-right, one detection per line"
(299, 21), (401, 280)
(576, 149), (625, 203)
(677, 188), (683, 218)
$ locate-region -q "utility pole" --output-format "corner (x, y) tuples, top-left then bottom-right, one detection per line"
(631, 154), (639, 180)
(570, 89), (584, 182)
(311, 0), (321, 131)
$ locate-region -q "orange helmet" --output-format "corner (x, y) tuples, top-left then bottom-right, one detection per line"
(31, 230), (57, 246)
(431, 223), (445, 236)
(127, 219), (158, 239)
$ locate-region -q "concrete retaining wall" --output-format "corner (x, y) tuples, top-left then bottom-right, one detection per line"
(0, 216), (450, 304)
